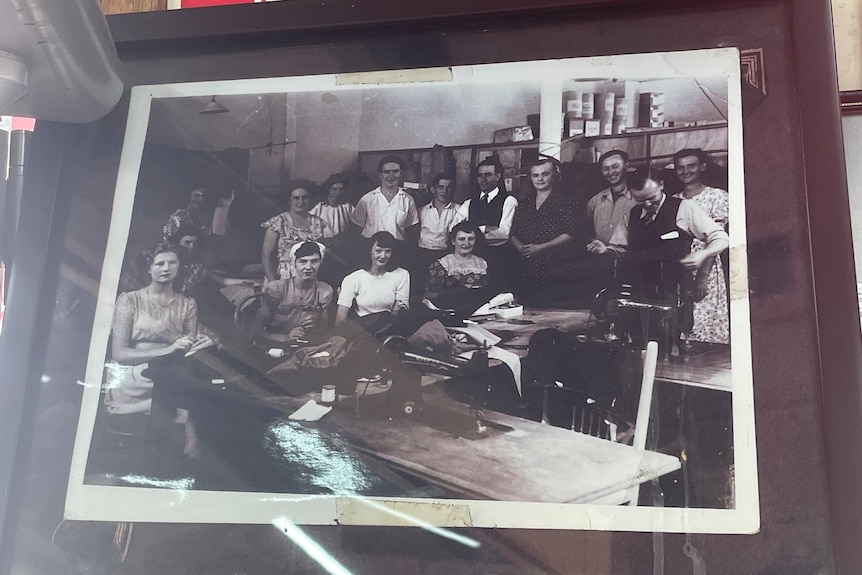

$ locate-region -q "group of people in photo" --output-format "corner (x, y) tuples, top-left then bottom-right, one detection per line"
(100, 143), (731, 462)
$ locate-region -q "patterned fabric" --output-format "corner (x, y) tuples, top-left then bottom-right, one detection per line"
(261, 211), (327, 279)
(510, 190), (579, 289)
(105, 290), (197, 415)
(309, 202), (353, 238)
(263, 277), (333, 336)
(176, 262), (207, 296)
(162, 208), (209, 240)
(337, 268), (410, 317)
(674, 187), (730, 344)
(425, 253), (488, 293)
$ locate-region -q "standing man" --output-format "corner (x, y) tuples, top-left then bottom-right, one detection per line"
(585, 150), (637, 255)
(620, 166), (728, 348)
(414, 173), (460, 296)
(350, 155), (419, 269)
(578, 150), (638, 300)
(452, 156), (518, 288)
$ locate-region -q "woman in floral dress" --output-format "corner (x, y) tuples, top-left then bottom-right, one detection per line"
(673, 149), (729, 345)
(261, 180), (327, 281)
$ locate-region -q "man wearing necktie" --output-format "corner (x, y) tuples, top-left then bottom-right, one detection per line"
(451, 156), (519, 289)
(615, 166), (728, 354)
(622, 165), (728, 305)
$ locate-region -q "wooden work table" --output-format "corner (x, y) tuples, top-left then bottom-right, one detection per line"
(480, 307), (732, 392)
(176, 306), (719, 503)
(262, 389), (680, 504)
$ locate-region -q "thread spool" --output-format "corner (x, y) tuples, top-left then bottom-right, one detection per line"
(321, 384), (337, 405)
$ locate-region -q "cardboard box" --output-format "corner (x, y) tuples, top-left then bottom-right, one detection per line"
(493, 125), (535, 143)
(581, 92), (595, 119)
(584, 119), (602, 137)
(638, 92), (665, 128)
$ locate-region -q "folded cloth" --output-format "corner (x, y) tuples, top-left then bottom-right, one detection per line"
(447, 324), (501, 347)
(268, 335), (353, 373)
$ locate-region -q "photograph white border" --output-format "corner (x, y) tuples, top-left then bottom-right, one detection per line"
(64, 47), (758, 533)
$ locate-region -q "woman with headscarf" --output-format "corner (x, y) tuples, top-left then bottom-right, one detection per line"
(253, 241), (333, 344)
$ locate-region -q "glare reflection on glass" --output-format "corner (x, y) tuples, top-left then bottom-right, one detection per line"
(349, 496), (481, 549)
(273, 516), (355, 575)
(114, 474), (195, 491)
(265, 421), (375, 494)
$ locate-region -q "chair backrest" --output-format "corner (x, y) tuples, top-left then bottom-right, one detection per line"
(540, 340), (658, 446)
(633, 340), (658, 450)
(233, 290), (265, 338)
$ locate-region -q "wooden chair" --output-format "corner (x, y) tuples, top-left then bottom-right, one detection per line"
(540, 340), (660, 505)
(233, 290), (265, 339)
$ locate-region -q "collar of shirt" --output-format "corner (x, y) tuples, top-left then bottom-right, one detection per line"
(373, 186), (405, 198)
(480, 187), (500, 202)
(429, 201), (455, 210)
(600, 187), (631, 202)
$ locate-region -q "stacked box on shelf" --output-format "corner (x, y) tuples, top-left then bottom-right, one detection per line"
(638, 92), (665, 128)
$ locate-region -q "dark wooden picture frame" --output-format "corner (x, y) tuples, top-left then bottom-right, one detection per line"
(1, 1), (859, 573)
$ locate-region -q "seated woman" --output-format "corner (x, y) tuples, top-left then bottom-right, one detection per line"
(336, 231), (450, 353)
(509, 156), (578, 306)
(424, 221), (496, 318)
(336, 231), (409, 327)
(261, 180), (327, 282)
(105, 241), (213, 458)
(252, 241), (333, 345)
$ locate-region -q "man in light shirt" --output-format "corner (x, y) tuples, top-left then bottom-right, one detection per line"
(586, 150), (637, 255)
(351, 155), (419, 241)
(451, 157), (518, 288)
(576, 150), (638, 300)
(350, 155), (419, 269)
(413, 173), (460, 294)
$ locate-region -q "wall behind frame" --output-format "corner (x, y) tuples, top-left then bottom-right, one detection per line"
(8, 2), (837, 574)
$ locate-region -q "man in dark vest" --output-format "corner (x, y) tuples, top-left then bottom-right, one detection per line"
(452, 156), (519, 289)
(618, 166), (728, 348)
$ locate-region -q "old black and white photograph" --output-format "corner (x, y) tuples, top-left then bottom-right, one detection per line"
(65, 49), (756, 532)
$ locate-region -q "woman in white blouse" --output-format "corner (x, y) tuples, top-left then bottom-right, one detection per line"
(336, 231), (408, 324)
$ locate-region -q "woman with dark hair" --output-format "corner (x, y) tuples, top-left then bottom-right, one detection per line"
(167, 225), (205, 296)
(509, 156), (578, 304)
(163, 187), (209, 241)
(336, 231), (455, 358)
(253, 241), (333, 344)
(335, 231), (409, 325)
(424, 221), (495, 316)
(105, 241), (212, 457)
(261, 180), (327, 282)
(309, 175), (353, 241)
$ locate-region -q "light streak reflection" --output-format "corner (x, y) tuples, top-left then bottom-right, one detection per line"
(348, 496), (481, 549)
(272, 516), (355, 575)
